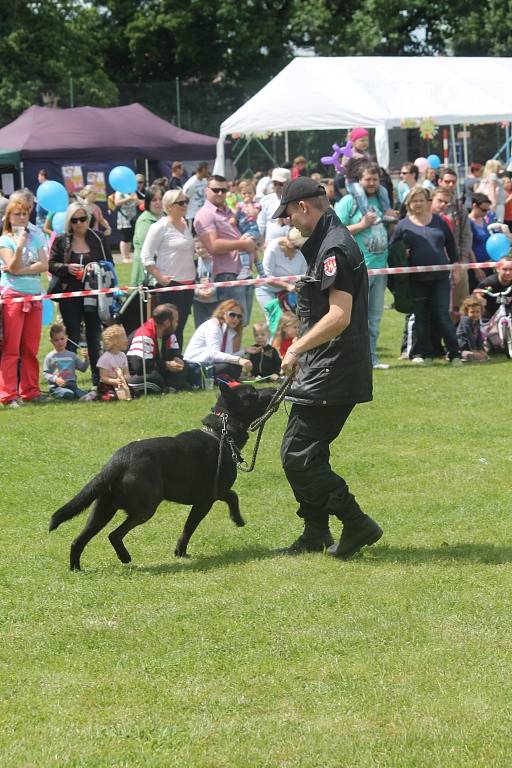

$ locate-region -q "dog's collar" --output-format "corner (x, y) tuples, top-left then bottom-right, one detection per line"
(210, 408), (247, 435)
(201, 425), (220, 440)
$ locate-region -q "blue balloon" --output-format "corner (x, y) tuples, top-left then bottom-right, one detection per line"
(427, 154), (441, 170)
(37, 180), (68, 213)
(486, 233), (510, 261)
(42, 299), (55, 326)
(52, 211), (66, 234)
(109, 166), (137, 194)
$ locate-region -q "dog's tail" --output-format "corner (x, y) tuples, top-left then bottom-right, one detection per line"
(49, 463), (118, 532)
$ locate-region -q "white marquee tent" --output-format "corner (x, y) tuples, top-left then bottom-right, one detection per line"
(214, 56), (512, 173)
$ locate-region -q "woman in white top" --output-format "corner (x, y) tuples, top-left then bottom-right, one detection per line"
(255, 227), (307, 324)
(476, 159), (505, 221)
(142, 188), (196, 349)
(184, 299), (253, 381)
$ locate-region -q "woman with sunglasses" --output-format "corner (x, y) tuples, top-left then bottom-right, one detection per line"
(0, 199), (48, 406)
(183, 299), (252, 380)
(49, 202), (113, 386)
(141, 188), (196, 349)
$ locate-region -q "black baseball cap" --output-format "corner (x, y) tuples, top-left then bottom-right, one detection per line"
(272, 178), (327, 218)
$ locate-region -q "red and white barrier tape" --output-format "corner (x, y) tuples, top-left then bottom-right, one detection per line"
(0, 261), (498, 305)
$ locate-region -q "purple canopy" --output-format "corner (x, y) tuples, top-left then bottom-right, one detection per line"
(0, 103), (218, 162)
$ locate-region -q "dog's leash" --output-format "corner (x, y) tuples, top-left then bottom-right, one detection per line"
(235, 373), (294, 473)
(211, 374), (294, 497)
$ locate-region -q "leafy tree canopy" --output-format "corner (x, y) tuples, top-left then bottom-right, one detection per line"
(1, 0), (511, 126)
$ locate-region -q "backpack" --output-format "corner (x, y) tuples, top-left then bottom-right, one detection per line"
(387, 240), (414, 314)
(84, 261), (120, 324)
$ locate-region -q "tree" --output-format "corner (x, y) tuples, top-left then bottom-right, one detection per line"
(0, 2), (117, 125)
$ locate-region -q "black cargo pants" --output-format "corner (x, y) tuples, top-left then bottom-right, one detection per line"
(280, 402), (359, 528)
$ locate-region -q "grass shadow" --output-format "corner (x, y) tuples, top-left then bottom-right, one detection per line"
(128, 544), (279, 575)
(366, 542), (512, 565)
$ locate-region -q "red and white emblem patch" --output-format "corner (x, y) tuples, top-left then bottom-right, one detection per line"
(323, 255), (337, 277)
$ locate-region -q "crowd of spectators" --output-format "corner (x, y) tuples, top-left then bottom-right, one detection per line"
(0, 137), (511, 407)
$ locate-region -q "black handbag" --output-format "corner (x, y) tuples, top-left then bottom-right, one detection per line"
(47, 274), (65, 301)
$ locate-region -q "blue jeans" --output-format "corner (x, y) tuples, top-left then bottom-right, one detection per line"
(368, 274), (387, 365)
(410, 277), (460, 360)
(50, 382), (88, 400)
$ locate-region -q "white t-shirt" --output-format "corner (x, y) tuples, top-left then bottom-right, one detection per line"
(255, 175), (273, 201)
(257, 192), (290, 242)
(141, 217), (195, 282)
(184, 318), (240, 365)
(97, 350), (129, 378)
(262, 238), (307, 281)
(183, 175), (208, 220)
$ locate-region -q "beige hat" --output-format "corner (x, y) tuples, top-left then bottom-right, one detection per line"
(271, 167), (291, 184)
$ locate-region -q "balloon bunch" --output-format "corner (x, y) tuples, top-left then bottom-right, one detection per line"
(414, 154), (441, 172)
(37, 165), (137, 236)
(321, 141), (352, 174)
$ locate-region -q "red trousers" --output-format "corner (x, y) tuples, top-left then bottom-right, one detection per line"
(0, 296), (42, 403)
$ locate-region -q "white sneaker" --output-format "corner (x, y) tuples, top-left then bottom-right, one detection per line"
(411, 356), (425, 365)
(373, 363), (390, 370)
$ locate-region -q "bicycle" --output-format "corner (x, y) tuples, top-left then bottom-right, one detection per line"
(480, 284), (512, 359)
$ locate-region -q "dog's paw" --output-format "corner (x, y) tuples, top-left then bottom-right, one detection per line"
(174, 545), (189, 558)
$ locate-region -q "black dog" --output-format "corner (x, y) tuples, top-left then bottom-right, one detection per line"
(49, 382), (275, 570)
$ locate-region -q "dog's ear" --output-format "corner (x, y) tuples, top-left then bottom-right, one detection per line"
(217, 379), (239, 395)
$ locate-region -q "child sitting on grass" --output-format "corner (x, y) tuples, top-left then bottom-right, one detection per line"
(457, 295), (489, 362)
(97, 324), (131, 400)
(244, 321), (281, 379)
(43, 323), (91, 400)
(272, 311), (300, 360)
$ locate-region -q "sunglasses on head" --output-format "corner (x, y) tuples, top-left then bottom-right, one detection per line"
(173, 200), (188, 206)
(227, 310), (243, 319)
(210, 187), (228, 193)
(70, 216), (88, 224)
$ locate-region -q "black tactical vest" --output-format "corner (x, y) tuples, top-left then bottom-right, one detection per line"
(288, 209), (373, 406)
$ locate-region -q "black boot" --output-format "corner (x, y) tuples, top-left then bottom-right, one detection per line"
(326, 492), (382, 559)
(327, 514), (382, 559)
(279, 521), (334, 555)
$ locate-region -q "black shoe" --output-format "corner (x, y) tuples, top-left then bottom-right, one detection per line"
(327, 515), (382, 559)
(278, 527), (334, 555)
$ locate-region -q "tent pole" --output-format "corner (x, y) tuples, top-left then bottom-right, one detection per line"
(462, 123), (469, 178)
(175, 77), (181, 128)
(144, 158), (150, 183)
(284, 131), (290, 163)
(20, 161), (25, 188)
(449, 125), (460, 195)
(233, 139), (251, 165)
(139, 287), (148, 397)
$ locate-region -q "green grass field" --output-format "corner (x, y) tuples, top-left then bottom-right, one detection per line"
(2, 272), (512, 767)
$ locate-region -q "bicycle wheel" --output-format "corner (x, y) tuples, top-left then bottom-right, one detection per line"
(504, 322), (512, 359)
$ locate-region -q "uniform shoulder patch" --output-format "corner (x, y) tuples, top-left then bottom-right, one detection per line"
(323, 255), (337, 277)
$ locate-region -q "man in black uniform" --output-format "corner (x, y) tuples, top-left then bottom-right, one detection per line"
(273, 178), (383, 558)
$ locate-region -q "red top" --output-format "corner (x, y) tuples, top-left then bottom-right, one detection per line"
(279, 337), (293, 358)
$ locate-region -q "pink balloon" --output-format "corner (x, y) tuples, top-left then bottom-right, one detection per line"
(414, 157), (429, 173)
